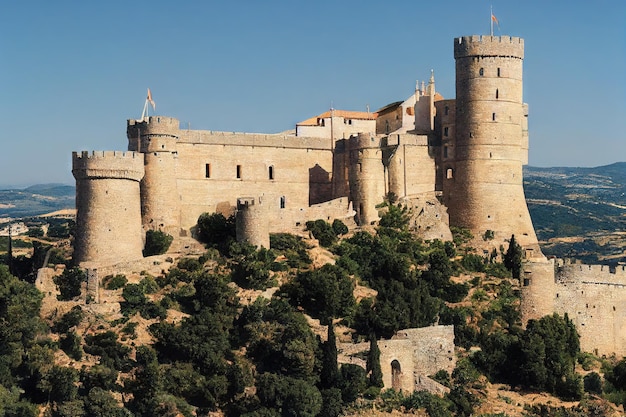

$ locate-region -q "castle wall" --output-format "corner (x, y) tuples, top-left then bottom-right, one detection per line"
(172, 138), (334, 232)
(521, 260), (626, 357)
(72, 151), (144, 265)
(553, 264), (626, 357)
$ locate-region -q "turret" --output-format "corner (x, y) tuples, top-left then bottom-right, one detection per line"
(72, 151), (145, 265)
(348, 133), (385, 225)
(127, 116), (181, 236)
(236, 197), (270, 248)
(445, 35), (539, 252)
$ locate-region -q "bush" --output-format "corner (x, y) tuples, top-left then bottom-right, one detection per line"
(306, 219), (337, 247)
(331, 219), (348, 236)
(104, 274), (127, 290)
(143, 229), (173, 256)
(59, 331), (82, 361)
(177, 257), (202, 272)
(54, 267), (85, 300)
(583, 372), (602, 394)
(196, 212), (236, 252)
(54, 305), (84, 333)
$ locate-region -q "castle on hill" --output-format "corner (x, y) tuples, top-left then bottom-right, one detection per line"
(71, 35), (626, 358)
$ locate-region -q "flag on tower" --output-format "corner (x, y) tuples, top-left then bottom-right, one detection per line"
(147, 88), (156, 110)
(491, 13), (498, 25)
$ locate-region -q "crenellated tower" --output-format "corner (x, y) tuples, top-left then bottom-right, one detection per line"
(348, 133), (385, 225)
(72, 151), (145, 265)
(127, 116), (181, 236)
(445, 35), (539, 252)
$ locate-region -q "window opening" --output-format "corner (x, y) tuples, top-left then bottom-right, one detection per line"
(479, 68), (484, 76)
(280, 196), (286, 209)
(446, 168), (453, 179)
(444, 106), (449, 115)
(496, 89), (499, 99)
(391, 360), (402, 391)
(444, 127), (449, 137)
(205, 163), (211, 178)
(269, 166), (274, 180)
(497, 67), (501, 77)
(492, 113), (496, 121)
(236, 165), (242, 179)
(444, 146), (448, 158)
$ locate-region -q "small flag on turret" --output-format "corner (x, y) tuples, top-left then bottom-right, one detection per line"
(147, 88), (156, 110)
(491, 13), (498, 25)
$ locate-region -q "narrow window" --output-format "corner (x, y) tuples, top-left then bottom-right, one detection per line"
(280, 196), (286, 209)
(391, 360), (402, 391)
(205, 163), (211, 178)
(497, 68), (501, 77)
(444, 106), (449, 115)
(358, 163), (362, 172)
(492, 113), (496, 121)
(446, 168), (453, 179)
(496, 89), (499, 99)
(269, 166), (274, 180)
(479, 68), (484, 76)
(236, 165), (242, 179)
(443, 146), (448, 158)
(469, 132), (474, 138)
(444, 126), (449, 137)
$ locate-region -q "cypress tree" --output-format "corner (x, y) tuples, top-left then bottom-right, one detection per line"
(366, 333), (383, 388)
(504, 234), (523, 278)
(321, 322), (339, 388)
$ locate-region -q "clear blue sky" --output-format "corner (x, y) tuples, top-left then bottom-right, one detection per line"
(1, 1), (624, 187)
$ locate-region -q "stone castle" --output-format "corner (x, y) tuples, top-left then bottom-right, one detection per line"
(71, 35), (626, 359)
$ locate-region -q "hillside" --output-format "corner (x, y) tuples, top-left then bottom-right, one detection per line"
(0, 183), (75, 218)
(524, 162), (626, 264)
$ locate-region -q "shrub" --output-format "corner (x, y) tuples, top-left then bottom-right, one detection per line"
(583, 372), (602, 394)
(60, 331), (82, 361)
(104, 274), (127, 290)
(177, 257), (202, 272)
(54, 267), (85, 300)
(331, 219), (348, 236)
(196, 212), (236, 251)
(143, 229), (173, 257)
(54, 305), (84, 333)
(306, 219), (337, 247)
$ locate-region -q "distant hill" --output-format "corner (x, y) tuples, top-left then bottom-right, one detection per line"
(524, 162), (626, 264)
(0, 184), (75, 218)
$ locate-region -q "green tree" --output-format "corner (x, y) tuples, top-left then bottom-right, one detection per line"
(503, 234), (523, 279)
(143, 230), (173, 256)
(196, 212), (236, 252)
(127, 346), (162, 417)
(320, 323), (339, 389)
(366, 335), (383, 388)
(54, 267), (85, 301)
(305, 219), (337, 247)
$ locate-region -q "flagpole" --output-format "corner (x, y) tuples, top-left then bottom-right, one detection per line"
(490, 5), (493, 36)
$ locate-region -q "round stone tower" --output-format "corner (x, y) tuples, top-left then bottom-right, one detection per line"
(72, 151), (145, 265)
(236, 197), (270, 248)
(447, 35), (539, 251)
(127, 116), (181, 236)
(348, 133), (385, 225)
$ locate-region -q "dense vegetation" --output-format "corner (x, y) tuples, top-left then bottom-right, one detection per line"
(0, 202), (624, 416)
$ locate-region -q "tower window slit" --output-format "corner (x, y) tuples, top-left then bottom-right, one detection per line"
(205, 163), (211, 178)
(236, 165), (242, 179)
(269, 165), (274, 180)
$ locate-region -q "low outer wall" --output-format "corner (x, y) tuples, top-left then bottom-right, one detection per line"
(553, 264), (626, 357)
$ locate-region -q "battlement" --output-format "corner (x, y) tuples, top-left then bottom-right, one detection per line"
(556, 263), (626, 285)
(72, 151), (144, 181)
(454, 35), (524, 59)
(127, 116), (180, 139)
(349, 132), (381, 149)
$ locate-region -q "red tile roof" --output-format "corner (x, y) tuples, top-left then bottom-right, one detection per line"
(297, 110), (378, 126)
